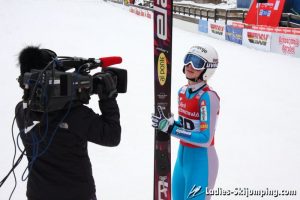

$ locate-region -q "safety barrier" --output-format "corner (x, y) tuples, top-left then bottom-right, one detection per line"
(199, 20), (300, 57)
(129, 4), (153, 19)
(112, 0), (300, 28)
(107, 0), (300, 58)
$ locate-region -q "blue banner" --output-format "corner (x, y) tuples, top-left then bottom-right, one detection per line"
(237, 0), (251, 9)
(198, 19), (208, 33)
(225, 25), (243, 45)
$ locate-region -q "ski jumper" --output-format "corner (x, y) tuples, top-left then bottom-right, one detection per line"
(170, 82), (220, 200)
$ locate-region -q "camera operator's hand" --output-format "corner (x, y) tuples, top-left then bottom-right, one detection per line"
(93, 72), (117, 100)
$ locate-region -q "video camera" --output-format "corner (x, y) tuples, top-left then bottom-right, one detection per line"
(21, 56), (127, 112)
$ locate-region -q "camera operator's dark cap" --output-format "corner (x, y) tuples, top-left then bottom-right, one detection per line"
(18, 46), (57, 75)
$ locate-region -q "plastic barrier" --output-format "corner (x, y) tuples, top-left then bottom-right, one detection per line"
(125, 2), (300, 58)
(208, 21), (226, 40)
(199, 20), (300, 58)
(129, 5), (153, 19)
(246, 24), (300, 56)
(272, 33), (300, 56)
(225, 24), (243, 45)
(198, 19), (208, 33)
(243, 28), (272, 51)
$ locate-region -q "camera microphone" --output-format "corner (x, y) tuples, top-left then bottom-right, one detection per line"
(82, 56), (122, 71)
(59, 56), (123, 71)
(98, 56), (123, 68)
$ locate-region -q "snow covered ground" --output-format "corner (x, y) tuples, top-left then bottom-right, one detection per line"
(0, 0), (300, 199)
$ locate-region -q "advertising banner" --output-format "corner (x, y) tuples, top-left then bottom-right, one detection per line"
(250, 26), (300, 36)
(208, 21), (226, 40)
(225, 25), (243, 45)
(129, 6), (152, 19)
(198, 19), (208, 33)
(243, 29), (272, 51)
(244, 0), (286, 27)
(271, 33), (300, 57)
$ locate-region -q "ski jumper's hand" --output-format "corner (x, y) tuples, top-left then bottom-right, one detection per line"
(152, 106), (174, 133)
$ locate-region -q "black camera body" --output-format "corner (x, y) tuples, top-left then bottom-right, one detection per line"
(22, 58), (127, 112)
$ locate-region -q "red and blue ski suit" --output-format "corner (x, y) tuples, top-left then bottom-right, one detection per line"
(170, 82), (220, 200)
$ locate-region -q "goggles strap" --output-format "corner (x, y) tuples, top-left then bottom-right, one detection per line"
(199, 68), (207, 81)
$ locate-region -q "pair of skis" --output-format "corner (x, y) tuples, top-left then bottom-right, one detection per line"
(153, 0), (173, 199)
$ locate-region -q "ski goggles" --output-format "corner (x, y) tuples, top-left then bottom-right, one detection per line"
(184, 53), (217, 70)
(184, 53), (207, 70)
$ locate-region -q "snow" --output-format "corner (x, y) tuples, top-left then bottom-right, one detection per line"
(0, 0), (300, 199)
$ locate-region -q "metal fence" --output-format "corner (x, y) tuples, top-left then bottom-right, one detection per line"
(173, 5), (247, 24)
(280, 13), (300, 28)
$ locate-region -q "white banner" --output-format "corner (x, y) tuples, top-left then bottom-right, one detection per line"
(129, 6), (152, 19)
(208, 21), (226, 40)
(243, 29), (272, 52)
(271, 33), (300, 57)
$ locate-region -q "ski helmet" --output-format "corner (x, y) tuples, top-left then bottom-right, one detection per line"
(183, 44), (218, 81)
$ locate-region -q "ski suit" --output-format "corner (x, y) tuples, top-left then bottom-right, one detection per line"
(170, 82), (220, 200)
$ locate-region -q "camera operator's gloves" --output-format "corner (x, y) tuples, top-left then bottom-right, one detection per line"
(93, 72), (118, 100)
(152, 106), (174, 134)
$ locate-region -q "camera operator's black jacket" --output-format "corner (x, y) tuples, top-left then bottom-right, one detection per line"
(15, 98), (121, 200)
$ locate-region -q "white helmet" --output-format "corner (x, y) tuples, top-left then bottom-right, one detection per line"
(183, 44), (218, 81)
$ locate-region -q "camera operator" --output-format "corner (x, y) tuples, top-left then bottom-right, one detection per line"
(15, 46), (121, 200)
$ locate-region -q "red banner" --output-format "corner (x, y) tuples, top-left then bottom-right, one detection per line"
(245, 0), (286, 27)
(232, 21), (300, 35)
